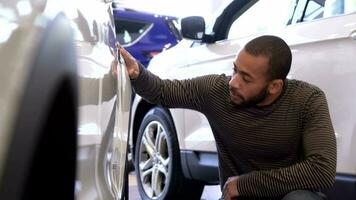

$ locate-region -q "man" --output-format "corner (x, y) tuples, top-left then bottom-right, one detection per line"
(114, 35), (336, 200)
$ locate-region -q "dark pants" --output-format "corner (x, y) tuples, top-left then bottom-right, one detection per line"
(232, 190), (325, 200)
(281, 190), (325, 200)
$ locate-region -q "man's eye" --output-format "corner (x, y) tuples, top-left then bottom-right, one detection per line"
(242, 77), (251, 83)
(232, 68), (237, 74)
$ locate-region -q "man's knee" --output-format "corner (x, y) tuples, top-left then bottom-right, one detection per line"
(282, 190), (324, 200)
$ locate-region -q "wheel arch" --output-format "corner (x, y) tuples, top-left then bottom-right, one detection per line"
(130, 100), (178, 162)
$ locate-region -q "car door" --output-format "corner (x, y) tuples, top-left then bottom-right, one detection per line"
(179, 42), (238, 152)
(63, 1), (110, 198)
(179, 0), (297, 153)
(63, 0), (130, 199)
(227, 0), (356, 198)
(228, 0), (356, 179)
(284, 0), (356, 181)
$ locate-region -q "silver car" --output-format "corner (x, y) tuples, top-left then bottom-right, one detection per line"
(0, 0), (131, 199)
(129, 0), (356, 199)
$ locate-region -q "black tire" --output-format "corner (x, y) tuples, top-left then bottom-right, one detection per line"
(134, 107), (204, 200)
(0, 14), (77, 200)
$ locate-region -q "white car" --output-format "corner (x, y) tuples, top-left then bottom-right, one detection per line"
(0, 0), (131, 199)
(129, 0), (356, 199)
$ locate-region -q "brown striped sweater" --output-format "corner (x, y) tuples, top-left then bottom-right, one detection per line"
(132, 64), (336, 199)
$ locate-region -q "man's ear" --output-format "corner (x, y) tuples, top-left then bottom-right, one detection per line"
(268, 79), (284, 95)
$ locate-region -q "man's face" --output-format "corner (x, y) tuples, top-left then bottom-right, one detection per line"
(229, 50), (271, 106)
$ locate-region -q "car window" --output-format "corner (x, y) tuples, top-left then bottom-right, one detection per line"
(115, 19), (152, 45)
(325, 0), (356, 16)
(302, 0), (356, 22)
(227, 0), (296, 39)
(303, 0), (325, 21)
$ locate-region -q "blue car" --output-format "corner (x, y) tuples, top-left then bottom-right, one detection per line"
(113, 5), (182, 67)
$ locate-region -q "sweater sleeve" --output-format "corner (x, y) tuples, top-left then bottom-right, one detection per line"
(236, 91), (336, 198)
(131, 63), (219, 112)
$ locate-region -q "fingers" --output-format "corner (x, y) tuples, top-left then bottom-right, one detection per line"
(223, 189), (232, 200)
(222, 177), (234, 200)
(111, 59), (118, 77)
(110, 47), (116, 57)
(119, 46), (132, 62)
(222, 182), (228, 200)
(222, 191), (230, 200)
(115, 43), (140, 79)
(119, 46), (138, 67)
(116, 42), (121, 49)
(116, 42), (137, 66)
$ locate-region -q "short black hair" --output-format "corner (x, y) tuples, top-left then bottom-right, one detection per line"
(244, 35), (292, 80)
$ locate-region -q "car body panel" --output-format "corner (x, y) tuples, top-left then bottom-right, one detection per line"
(0, 0), (131, 199)
(283, 14), (356, 175)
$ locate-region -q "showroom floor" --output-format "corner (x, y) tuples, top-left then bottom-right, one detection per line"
(128, 172), (222, 200)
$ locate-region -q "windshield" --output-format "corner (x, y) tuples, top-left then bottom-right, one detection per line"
(205, 0), (234, 33)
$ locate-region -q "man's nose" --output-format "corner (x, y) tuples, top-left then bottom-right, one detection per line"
(229, 74), (241, 89)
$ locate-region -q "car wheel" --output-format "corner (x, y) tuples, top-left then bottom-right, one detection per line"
(135, 107), (204, 200)
(105, 138), (127, 200)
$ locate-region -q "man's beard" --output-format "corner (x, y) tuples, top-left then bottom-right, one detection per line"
(232, 85), (269, 107)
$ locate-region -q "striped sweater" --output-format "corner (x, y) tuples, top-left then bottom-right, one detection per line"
(132, 64), (336, 199)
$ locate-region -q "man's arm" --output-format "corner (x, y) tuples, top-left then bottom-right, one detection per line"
(235, 91), (336, 198)
(133, 62), (220, 111)
(119, 46), (219, 111)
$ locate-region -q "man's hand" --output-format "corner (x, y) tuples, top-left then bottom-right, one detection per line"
(111, 44), (140, 79)
(222, 176), (239, 200)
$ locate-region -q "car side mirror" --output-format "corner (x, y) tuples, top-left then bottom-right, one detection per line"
(181, 16), (205, 40)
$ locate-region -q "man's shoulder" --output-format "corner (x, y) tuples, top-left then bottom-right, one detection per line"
(194, 74), (230, 86)
(284, 79), (327, 112)
(287, 79), (325, 97)
(191, 74), (230, 96)
(199, 73), (229, 80)
(213, 73), (231, 84)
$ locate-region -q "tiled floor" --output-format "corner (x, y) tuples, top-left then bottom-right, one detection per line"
(129, 172), (221, 200)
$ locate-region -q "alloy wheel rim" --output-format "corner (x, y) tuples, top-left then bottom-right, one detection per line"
(105, 145), (124, 200)
(138, 121), (170, 199)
